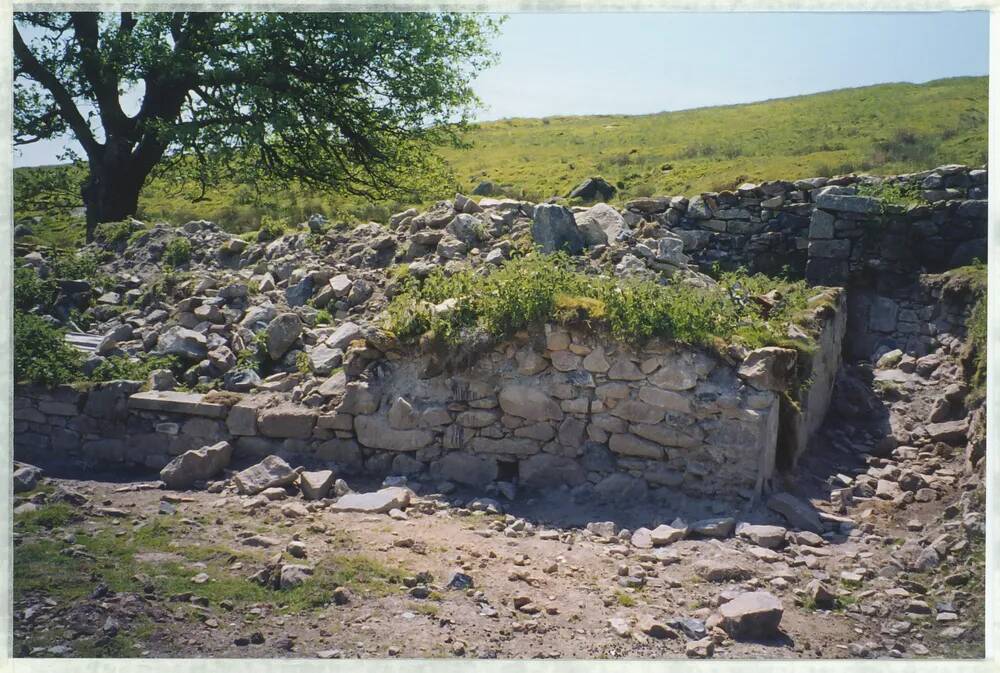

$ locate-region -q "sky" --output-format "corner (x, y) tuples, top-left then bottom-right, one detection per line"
(13, 11), (989, 167)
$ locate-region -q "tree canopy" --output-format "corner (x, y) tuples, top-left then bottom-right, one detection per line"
(14, 12), (502, 239)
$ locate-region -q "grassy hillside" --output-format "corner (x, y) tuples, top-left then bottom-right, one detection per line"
(14, 76), (987, 248)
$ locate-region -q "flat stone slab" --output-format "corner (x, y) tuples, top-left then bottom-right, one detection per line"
(65, 332), (102, 353)
(128, 391), (229, 419)
(329, 487), (411, 514)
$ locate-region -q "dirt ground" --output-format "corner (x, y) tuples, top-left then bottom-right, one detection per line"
(12, 354), (986, 661)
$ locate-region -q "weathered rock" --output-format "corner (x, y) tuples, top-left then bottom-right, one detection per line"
(155, 326), (208, 361)
(266, 313), (302, 360)
(650, 523), (687, 546)
(327, 321), (363, 351)
(330, 487), (411, 513)
(738, 348), (797, 392)
(279, 564), (313, 590)
(806, 579), (837, 609)
(233, 455), (299, 495)
(299, 470), (335, 500)
(531, 204), (584, 254)
(609, 433), (663, 460)
(574, 203), (628, 246)
(767, 493), (824, 534)
(355, 415), (433, 452)
(737, 524), (787, 549)
(693, 558), (751, 582)
(159, 441), (233, 490)
(498, 385), (562, 422)
(568, 176), (616, 202)
(13, 465), (41, 493)
(258, 404), (317, 438)
(690, 517), (736, 538)
(719, 591), (784, 640)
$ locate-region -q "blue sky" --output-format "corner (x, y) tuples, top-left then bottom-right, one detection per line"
(14, 11), (989, 167)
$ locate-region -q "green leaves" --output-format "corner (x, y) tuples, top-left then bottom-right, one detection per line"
(14, 312), (82, 386)
(15, 12), (501, 226)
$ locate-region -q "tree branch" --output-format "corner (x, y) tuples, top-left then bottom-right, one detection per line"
(70, 12), (129, 137)
(13, 22), (101, 158)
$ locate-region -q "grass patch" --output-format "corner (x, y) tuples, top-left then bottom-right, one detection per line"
(384, 251), (821, 353)
(14, 502), (78, 534)
(14, 508), (408, 614)
(614, 591), (637, 607)
(856, 180), (928, 209)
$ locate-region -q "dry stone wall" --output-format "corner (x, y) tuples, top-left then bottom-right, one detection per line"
(619, 165), (986, 281)
(14, 294), (845, 501)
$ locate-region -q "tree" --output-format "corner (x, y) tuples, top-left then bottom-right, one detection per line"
(14, 12), (501, 241)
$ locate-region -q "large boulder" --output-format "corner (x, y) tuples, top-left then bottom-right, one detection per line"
(531, 204), (584, 254)
(155, 326), (208, 361)
(160, 441), (233, 490)
(574, 203), (629, 247)
(266, 313), (302, 360)
(719, 591), (784, 640)
(233, 455), (298, 495)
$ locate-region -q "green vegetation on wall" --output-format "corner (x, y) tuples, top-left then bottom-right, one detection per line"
(385, 252), (822, 354)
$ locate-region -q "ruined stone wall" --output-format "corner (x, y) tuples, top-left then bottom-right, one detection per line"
(620, 165), (986, 282)
(14, 298), (845, 498)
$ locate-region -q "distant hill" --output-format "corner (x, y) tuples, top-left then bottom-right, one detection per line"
(14, 76), (987, 247)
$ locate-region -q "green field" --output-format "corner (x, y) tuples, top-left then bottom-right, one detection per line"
(14, 76), (987, 247)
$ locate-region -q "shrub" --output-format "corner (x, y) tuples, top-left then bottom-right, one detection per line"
(14, 265), (56, 312)
(257, 215), (288, 243)
(14, 312), (82, 385)
(162, 237), (193, 268)
(49, 250), (101, 281)
(315, 309), (333, 325)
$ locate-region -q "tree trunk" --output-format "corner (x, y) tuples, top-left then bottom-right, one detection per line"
(81, 144), (146, 242)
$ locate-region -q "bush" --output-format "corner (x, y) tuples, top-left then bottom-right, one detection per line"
(257, 215), (288, 243)
(14, 312), (82, 385)
(14, 265), (56, 312)
(49, 250), (101, 281)
(162, 237), (193, 268)
(384, 252), (814, 352)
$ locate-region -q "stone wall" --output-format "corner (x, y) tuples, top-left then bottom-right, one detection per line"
(617, 165), (986, 280)
(14, 299), (845, 499)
